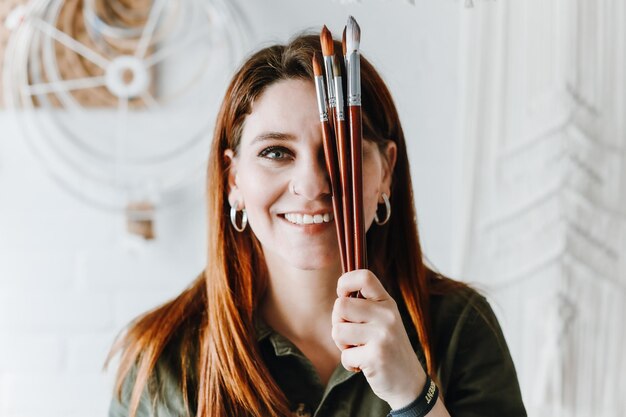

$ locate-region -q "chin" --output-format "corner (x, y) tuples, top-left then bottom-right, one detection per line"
(266, 246), (340, 272)
(289, 255), (338, 271)
(259, 236), (342, 272)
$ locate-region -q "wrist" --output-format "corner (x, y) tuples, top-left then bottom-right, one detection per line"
(388, 376), (439, 417)
(386, 373), (427, 410)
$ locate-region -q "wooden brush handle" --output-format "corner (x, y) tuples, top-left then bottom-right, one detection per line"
(350, 105), (366, 270)
(336, 118), (354, 273)
(320, 121), (347, 273)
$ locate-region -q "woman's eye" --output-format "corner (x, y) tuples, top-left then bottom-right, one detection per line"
(258, 146), (292, 161)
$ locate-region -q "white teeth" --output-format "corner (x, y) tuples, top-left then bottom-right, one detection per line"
(283, 212), (334, 225)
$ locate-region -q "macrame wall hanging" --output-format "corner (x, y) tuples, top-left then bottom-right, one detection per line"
(2, 0), (250, 240)
(455, 1), (625, 416)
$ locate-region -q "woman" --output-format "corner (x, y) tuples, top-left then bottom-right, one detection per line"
(107, 34), (526, 417)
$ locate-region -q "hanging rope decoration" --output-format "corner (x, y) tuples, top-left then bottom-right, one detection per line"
(3, 0), (251, 240)
(126, 200), (155, 240)
(39, 0), (157, 108)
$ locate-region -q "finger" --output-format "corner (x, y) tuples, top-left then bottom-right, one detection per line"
(337, 270), (389, 301)
(331, 321), (370, 348)
(331, 296), (375, 325)
(341, 345), (366, 373)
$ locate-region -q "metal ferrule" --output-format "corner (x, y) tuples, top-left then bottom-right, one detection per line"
(347, 51), (361, 106)
(323, 55), (336, 108)
(314, 75), (328, 122)
(334, 76), (345, 121)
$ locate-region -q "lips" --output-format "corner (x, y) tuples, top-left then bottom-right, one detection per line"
(283, 212), (334, 225)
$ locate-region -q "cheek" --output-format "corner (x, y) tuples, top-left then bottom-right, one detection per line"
(237, 166), (286, 221)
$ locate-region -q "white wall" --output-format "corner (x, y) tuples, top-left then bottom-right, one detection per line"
(0, 109), (208, 416)
(0, 2), (460, 416)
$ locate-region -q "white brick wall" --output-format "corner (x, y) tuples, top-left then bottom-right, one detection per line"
(0, 110), (207, 417)
(0, 335), (63, 373)
(1, 373), (115, 417)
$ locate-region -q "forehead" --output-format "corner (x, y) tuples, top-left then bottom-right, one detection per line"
(239, 78), (319, 147)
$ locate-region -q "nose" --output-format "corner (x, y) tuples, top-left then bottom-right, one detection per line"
(290, 152), (331, 200)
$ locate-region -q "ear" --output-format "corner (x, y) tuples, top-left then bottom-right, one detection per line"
(224, 149), (241, 208)
(380, 140), (397, 198)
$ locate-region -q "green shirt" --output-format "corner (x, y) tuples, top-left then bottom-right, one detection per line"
(109, 287), (526, 417)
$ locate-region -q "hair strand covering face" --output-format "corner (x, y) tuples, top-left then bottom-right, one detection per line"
(106, 33), (466, 417)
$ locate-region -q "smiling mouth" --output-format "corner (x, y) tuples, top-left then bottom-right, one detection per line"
(282, 212), (334, 225)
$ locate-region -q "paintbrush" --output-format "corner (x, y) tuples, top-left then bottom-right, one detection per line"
(346, 16), (366, 270)
(320, 26), (338, 137)
(342, 27), (348, 70)
(312, 52), (347, 273)
(332, 56), (355, 273)
(321, 26), (354, 273)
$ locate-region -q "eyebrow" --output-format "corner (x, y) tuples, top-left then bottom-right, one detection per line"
(252, 132), (297, 144)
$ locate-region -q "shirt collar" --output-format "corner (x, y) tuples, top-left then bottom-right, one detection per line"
(254, 315), (273, 342)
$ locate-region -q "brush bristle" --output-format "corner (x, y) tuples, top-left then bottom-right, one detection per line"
(312, 52), (323, 77)
(346, 16), (360, 53)
(332, 55), (341, 76)
(342, 27), (347, 56)
(320, 25), (335, 56)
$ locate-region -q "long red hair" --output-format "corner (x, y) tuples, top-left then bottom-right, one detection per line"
(107, 33), (462, 417)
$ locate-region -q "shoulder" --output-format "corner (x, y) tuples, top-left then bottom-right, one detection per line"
(108, 318), (200, 417)
(109, 276), (207, 416)
(429, 284), (506, 371)
(428, 284), (527, 417)
(430, 285), (498, 342)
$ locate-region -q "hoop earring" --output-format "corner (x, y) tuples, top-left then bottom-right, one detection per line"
(374, 192), (391, 226)
(230, 200), (247, 232)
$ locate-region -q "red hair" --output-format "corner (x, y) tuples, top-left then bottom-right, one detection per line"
(107, 33), (463, 417)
